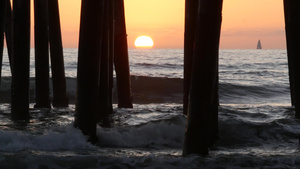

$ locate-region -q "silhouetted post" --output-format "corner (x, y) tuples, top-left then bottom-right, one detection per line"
(75, 0), (103, 143)
(0, 0), (7, 84)
(284, 0), (295, 106)
(183, 0), (223, 156)
(5, 0), (12, 68)
(98, 1), (111, 121)
(210, 70), (219, 146)
(183, 0), (199, 115)
(114, 0), (133, 108)
(48, 0), (68, 107)
(11, 0), (31, 120)
(108, 0), (114, 114)
(34, 0), (51, 108)
(284, 0), (300, 118)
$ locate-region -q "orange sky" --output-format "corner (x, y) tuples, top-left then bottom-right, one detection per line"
(28, 0), (287, 49)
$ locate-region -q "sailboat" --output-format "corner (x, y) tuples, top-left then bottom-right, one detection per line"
(257, 39), (262, 49)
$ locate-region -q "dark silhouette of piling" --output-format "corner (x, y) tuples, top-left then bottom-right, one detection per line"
(0, 0), (7, 84)
(11, 0), (31, 121)
(284, 0), (300, 118)
(284, 0), (295, 106)
(5, 0), (12, 68)
(183, 0), (223, 156)
(75, 0), (103, 142)
(48, 0), (68, 107)
(34, 0), (51, 108)
(99, 1), (111, 121)
(108, 0), (114, 114)
(183, 0), (199, 115)
(114, 0), (133, 108)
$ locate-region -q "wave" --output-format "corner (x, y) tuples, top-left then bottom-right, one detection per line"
(0, 76), (290, 104)
(0, 103), (299, 168)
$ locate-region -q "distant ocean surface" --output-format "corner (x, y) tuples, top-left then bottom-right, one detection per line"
(1, 48), (300, 168)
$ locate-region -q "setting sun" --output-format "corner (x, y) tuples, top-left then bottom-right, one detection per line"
(134, 36), (154, 48)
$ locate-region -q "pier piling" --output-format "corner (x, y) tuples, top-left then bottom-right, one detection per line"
(183, 0), (199, 115)
(99, 0), (111, 121)
(34, 0), (51, 108)
(114, 0), (133, 108)
(75, 0), (104, 142)
(5, 0), (12, 69)
(48, 0), (68, 107)
(11, 0), (31, 120)
(108, 0), (114, 115)
(0, 0), (7, 84)
(284, 0), (300, 118)
(183, 0), (223, 156)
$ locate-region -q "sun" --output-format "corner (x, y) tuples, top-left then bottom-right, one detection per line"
(134, 36), (154, 48)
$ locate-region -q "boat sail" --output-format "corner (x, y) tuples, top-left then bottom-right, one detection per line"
(257, 39), (262, 49)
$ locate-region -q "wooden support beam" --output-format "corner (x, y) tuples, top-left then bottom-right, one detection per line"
(183, 0), (199, 115)
(114, 0), (133, 108)
(284, 0), (300, 118)
(108, 0), (114, 114)
(48, 0), (68, 107)
(0, 0), (7, 85)
(183, 0), (223, 156)
(284, 0), (295, 106)
(11, 0), (31, 121)
(75, 0), (104, 143)
(34, 0), (51, 108)
(5, 0), (12, 71)
(98, 0), (111, 122)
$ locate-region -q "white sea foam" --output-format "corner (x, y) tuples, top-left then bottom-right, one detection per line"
(97, 116), (186, 148)
(0, 123), (95, 152)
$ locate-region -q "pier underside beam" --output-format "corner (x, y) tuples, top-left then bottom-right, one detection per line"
(183, 0), (223, 156)
(284, 0), (300, 118)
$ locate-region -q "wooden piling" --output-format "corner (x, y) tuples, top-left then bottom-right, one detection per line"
(34, 0), (51, 108)
(114, 0), (133, 108)
(183, 0), (223, 156)
(183, 0), (199, 115)
(284, 0), (295, 106)
(108, 0), (114, 114)
(11, 0), (31, 121)
(5, 0), (12, 68)
(98, 0), (111, 121)
(0, 0), (7, 84)
(48, 0), (68, 107)
(283, 0), (300, 118)
(75, 0), (104, 142)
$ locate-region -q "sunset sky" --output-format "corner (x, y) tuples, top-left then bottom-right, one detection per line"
(30, 0), (286, 49)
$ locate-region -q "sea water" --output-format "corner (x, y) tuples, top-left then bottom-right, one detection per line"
(0, 49), (300, 168)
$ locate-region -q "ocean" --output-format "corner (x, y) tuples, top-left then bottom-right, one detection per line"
(0, 48), (300, 168)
